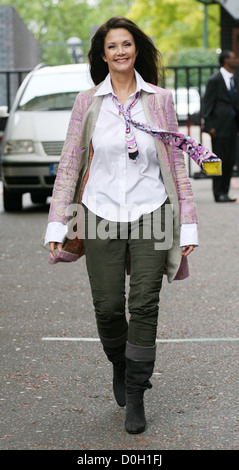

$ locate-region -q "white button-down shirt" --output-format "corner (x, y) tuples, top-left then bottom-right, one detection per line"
(82, 71), (168, 222)
(220, 66), (234, 90)
(45, 71), (198, 247)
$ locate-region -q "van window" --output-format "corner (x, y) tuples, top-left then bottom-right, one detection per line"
(18, 71), (92, 111)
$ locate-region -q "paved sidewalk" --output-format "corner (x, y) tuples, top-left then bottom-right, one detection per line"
(0, 176), (239, 453)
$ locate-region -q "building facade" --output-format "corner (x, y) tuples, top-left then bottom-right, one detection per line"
(0, 5), (40, 107)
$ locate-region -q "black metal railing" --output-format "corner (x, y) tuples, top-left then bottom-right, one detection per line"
(162, 65), (218, 130)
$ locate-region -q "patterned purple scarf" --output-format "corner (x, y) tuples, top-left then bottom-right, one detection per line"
(110, 91), (221, 174)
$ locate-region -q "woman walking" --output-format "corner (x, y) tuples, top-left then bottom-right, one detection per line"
(44, 16), (199, 434)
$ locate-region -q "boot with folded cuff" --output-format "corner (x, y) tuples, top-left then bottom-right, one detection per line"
(99, 331), (128, 407)
(125, 341), (156, 434)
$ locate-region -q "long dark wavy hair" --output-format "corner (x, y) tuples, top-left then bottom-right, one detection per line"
(88, 16), (163, 86)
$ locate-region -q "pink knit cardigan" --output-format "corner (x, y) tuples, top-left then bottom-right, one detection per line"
(46, 83), (198, 281)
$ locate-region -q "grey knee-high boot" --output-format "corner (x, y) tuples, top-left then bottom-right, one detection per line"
(125, 342), (156, 434)
(100, 331), (128, 407)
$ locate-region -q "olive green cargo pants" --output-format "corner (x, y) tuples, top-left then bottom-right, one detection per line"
(83, 201), (171, 347)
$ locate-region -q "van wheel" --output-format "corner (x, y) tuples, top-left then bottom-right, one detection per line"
(3, 187), (22, 212)
(31, 193), (47, 204)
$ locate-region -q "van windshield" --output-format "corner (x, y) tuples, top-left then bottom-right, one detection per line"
(18, 70), (93, 111)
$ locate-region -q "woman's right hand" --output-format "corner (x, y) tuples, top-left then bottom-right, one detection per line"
(49, 242), (63, 259)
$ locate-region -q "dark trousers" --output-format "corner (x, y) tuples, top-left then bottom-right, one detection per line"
(83, 203), (171, 347)
(212, 121), (237, 199)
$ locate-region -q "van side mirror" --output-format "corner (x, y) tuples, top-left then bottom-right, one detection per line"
(0, 106), (9, 131)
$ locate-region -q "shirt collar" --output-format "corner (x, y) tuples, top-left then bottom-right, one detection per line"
(94, 69), (156, 97)
(220, 66), (234, 79)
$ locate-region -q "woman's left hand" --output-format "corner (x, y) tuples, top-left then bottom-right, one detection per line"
(181, 245), (195, 257)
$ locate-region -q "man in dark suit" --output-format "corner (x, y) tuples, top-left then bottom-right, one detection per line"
(203, 50), (239, 202)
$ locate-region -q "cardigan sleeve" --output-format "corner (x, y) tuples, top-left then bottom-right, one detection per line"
(164, 90), (198, 225)
(47, 92), (89, 226)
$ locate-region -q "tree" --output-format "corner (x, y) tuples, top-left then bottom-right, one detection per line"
(0, 0), (91, 42)
(128, 0), (220, 54)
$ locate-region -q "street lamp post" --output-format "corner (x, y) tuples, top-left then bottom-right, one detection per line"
(203, 2), (208, 48)
(196, 0), (218, 48)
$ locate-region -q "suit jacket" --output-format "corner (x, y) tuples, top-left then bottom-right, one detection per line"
(203, 71), (239, 137)
(45, 83), (198, 283)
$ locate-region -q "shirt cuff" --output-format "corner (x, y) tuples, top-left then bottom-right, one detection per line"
(180, 223), (199, 247)
(44, 222), (68, 246)
(44, 222), (198, 247)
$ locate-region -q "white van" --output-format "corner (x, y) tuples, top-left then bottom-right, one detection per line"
(1, 63), (94, 211)
(169, 87), (201, 124)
